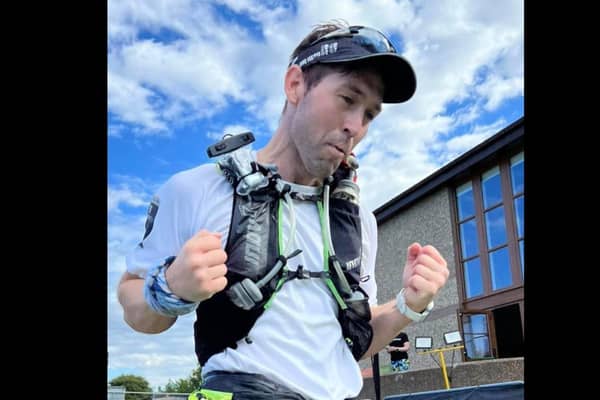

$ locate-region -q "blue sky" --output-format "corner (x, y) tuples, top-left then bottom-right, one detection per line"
(108, 0), (523, 390)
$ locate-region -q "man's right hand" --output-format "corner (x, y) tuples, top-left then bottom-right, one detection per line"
(165, 230), (228, 302)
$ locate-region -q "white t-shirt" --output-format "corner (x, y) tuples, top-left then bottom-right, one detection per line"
(126, 161), (379, 400)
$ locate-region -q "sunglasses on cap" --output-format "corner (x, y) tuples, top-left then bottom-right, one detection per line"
(311, 25), (397, 54)
(290, 25), (398, 68)
(289, 25), (417, 103)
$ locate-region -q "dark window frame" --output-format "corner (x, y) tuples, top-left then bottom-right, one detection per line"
(450, 146), (524, 360)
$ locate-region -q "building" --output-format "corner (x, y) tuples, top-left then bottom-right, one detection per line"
(360, 117), (524, 396)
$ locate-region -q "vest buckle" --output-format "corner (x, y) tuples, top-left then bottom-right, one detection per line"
(296, 265), (310, 279)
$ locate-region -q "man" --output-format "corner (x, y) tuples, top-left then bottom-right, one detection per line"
(387, 332), (411, 372)
(118, 21), (449, 400)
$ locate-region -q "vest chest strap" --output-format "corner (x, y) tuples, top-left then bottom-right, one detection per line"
(282, 265), (331, 282)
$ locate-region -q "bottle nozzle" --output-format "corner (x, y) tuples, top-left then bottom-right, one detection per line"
(346, 154), (359, 170)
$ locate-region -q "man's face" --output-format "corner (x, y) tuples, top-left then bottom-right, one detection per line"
(289, 69), (384, 180)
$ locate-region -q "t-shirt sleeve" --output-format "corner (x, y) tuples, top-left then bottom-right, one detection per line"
(125, 171), (201, 278)
(359, 206), (378, 305)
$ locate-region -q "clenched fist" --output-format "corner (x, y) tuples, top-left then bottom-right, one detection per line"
(165, 230), (228, 302)
(401, 243), (449, 313)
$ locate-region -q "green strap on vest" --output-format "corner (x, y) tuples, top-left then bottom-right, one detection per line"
(317, 200), (348, 310)
(188, 388), (233, 400)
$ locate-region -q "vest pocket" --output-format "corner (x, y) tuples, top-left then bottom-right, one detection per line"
(339, 303), (374, 360)
(227, 197), (277, 280)
(328, 198), (362, 272)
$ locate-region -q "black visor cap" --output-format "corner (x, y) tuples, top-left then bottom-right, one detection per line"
(292, 36), (417, 103)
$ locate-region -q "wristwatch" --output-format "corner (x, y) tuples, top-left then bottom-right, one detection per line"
(395, 288), (434, 322)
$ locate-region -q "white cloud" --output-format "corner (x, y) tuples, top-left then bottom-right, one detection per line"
(108, 0), (274, 135)
(477, 73), (523, 111)
(108, 185), (149, 214)
(429, 118), (509, 165)
(108, 0), (523, 145)
(108, 72), (169, 133)
(445, 132), (491, 154)
(108, 0), (211, 43)
(354, 111), (455, 210)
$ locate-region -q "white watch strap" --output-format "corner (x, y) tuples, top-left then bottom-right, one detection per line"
(396, 288), (434, 322)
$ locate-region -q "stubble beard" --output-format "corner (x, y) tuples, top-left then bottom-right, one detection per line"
(305, 151), (341, 182)
(290, 112), (340, 182)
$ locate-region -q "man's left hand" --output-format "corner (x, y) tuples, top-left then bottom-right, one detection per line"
(401, 243), (449, 313)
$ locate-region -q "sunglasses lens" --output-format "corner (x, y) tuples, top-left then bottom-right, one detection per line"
(351, 27), (396, 54)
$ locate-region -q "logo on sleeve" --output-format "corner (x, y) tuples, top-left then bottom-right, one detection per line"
(138, 195), (160, 248)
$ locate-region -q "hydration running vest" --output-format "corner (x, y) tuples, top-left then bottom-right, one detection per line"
(193, 147), (373, 365)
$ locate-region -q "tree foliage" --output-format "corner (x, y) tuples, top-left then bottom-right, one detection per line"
(109, 374), (152, 400)
(160, 365), (202, 393)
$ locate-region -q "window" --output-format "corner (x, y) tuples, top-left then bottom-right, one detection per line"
(454, 151), (524, 300)
(451, 136), (524, 363)
(456, 182), (483, 298)
(510, 152), (524, 278)
(462, 313), (493, 360)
